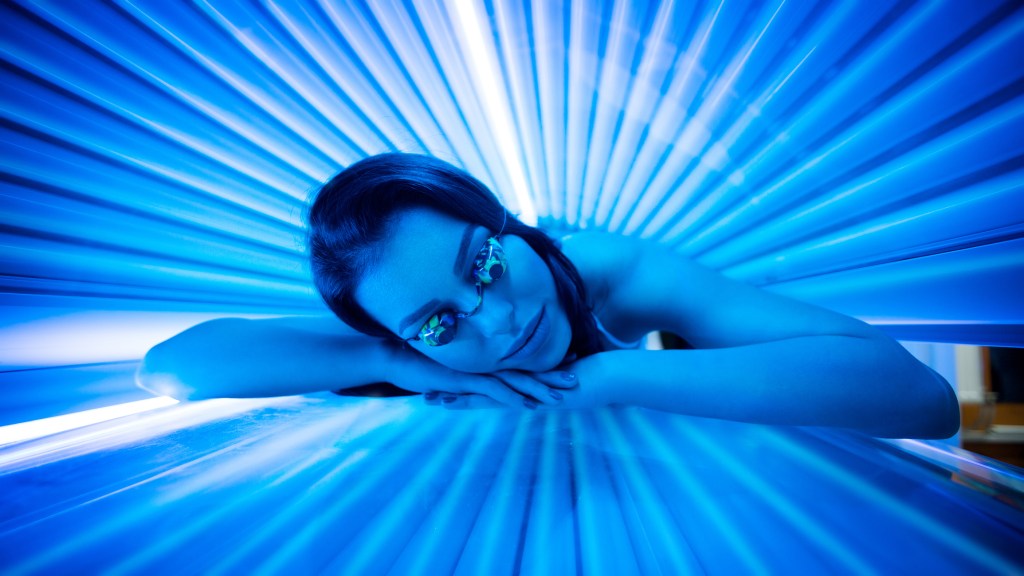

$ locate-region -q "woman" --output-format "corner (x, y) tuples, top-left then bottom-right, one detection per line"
(137, 153), (960, 439)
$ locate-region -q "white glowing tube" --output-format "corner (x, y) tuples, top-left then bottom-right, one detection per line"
(452, 0), (537, 224)
(0, 396), (180, 447)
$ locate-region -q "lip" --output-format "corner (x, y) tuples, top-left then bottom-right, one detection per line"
(501, 307), (546, 362)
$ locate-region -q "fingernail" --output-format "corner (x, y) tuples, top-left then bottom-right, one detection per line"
(424, 391), (439, 400)
(561, 371), (577, 382)
(523, 398), (538, 410)
(443, 395), (458, 404)
(549, 390), (563, 401)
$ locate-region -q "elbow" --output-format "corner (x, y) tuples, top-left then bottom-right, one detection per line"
(867, 344), (961, 439)
(902, 367), (961, 440)
(134, 318), (249, 401)
(927, 372), (961, 440)
(135, 343), (201, 401)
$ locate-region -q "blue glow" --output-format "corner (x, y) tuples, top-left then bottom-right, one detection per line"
(1, 0), (1023, 572)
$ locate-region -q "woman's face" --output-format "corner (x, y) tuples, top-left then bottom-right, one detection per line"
(354, 206), (572, 373)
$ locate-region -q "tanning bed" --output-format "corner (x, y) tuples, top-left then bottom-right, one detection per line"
(1, 0), (1023, 573)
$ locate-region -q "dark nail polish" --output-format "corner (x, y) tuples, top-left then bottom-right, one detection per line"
(443, 395), (458, 404)
(523, 398), (538, 410)
(561, 371), (577, 382)
(424, 391), (439, 400)
(549, 390), (563, 400)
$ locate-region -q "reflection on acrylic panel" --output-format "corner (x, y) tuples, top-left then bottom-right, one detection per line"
(1, 0), (1023, 573)
(2, 397), (1024, 574)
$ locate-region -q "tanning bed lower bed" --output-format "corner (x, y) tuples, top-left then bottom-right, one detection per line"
(1, 388), (1022, 575)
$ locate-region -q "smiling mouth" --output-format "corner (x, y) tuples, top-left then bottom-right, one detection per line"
(502, 307), (545, 361)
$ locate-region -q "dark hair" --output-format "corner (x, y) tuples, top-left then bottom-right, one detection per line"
(307, 153), (601, 362)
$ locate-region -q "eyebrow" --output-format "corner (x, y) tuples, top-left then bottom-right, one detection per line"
(399, 298), (442, 335)
(453, 223), (477, 276)
(398, 224), (480, 336)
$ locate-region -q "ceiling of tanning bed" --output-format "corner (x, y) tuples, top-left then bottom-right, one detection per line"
(0, 0), (1021, 375)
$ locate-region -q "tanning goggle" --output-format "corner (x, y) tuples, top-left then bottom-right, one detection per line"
(412, 236), (508, 347)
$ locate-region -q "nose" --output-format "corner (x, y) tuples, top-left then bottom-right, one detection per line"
(468, 292), (516, 338)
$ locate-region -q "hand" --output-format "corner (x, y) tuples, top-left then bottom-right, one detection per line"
(426, 352), (624, 411)
(385, 347), (579, 410)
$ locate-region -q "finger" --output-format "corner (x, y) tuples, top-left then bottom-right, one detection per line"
(431, 371), (517, 406)
(440, 393), (507, 410)
(474, 377), (530, 408)
(493, 371), (563, 406)
(530, 370), (579, 389)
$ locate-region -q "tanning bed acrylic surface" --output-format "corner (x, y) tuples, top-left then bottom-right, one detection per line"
(1, 384), (1023, 574)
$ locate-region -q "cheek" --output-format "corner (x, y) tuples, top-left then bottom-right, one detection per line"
(422, 344), (494, 374)
(511, 245), (557, 299)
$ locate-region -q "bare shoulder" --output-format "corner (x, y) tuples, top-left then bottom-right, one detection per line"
(248, 314), (361, 335)
(558, 231), (645, 311)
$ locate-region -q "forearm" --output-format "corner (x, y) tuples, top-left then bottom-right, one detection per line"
(605, 336), (960, 438)
(137, 317), (400, 400)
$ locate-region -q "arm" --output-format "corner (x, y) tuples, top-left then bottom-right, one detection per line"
(136, 315), (576, 406)
(136, 316), (397, 400)
(560, 234), (960, 439)
(588, 341), (958, 438)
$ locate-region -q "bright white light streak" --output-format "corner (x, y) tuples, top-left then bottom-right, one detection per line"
(563, 0), (597, 226)
(886, 438), (1024, 493)
(706, 99), (1024, 269)
(634, 0), (789, 238)
(533, 2), (566, 221)
(622, 407), (770, 569)
(193, 1), (383, 154)
(0, 310), (218, 367)
(264, 1), (422, 153)
(758, 426), (1022, 574)
(0, 398), (294, 473)
(657, 46), (819, 243)
(678, 2), (947, 249)
(0, 400), (299, 576)
(206, 402), (417, 575)
(453, 412), (534, 574)
(569, 412), (642, 575)
(394, 413), (502, 575)
(684, 3), (1021, 253)
(492, 0), (548, 219)
(612, 0), (725, 233)
(603, 409), (706, 572)
(103, 410), (372, 576)
(674, 418), (875, 575)
(405, 0), (509, 188)
(108, 0), (337, 179)
(452, 0), (537, 224)
(317, 0), (456, 158)
(369, 0), (493, 176)
(519, 412), (572, 575)
(4, 44), (312, 196)
(703, 0), (789, 117)
(255, 409), (449, 574)
(329, 418), (478, 575)
(0, 396), (179, 447)
(592, 0), (680, 227)
(205, 449), (370, 575)
(578, 0), (635, 226)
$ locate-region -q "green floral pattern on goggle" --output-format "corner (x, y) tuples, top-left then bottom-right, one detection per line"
(473, 236), (507, 284)
(416, 235), (509, 347)
(418, 310), (458, 346)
